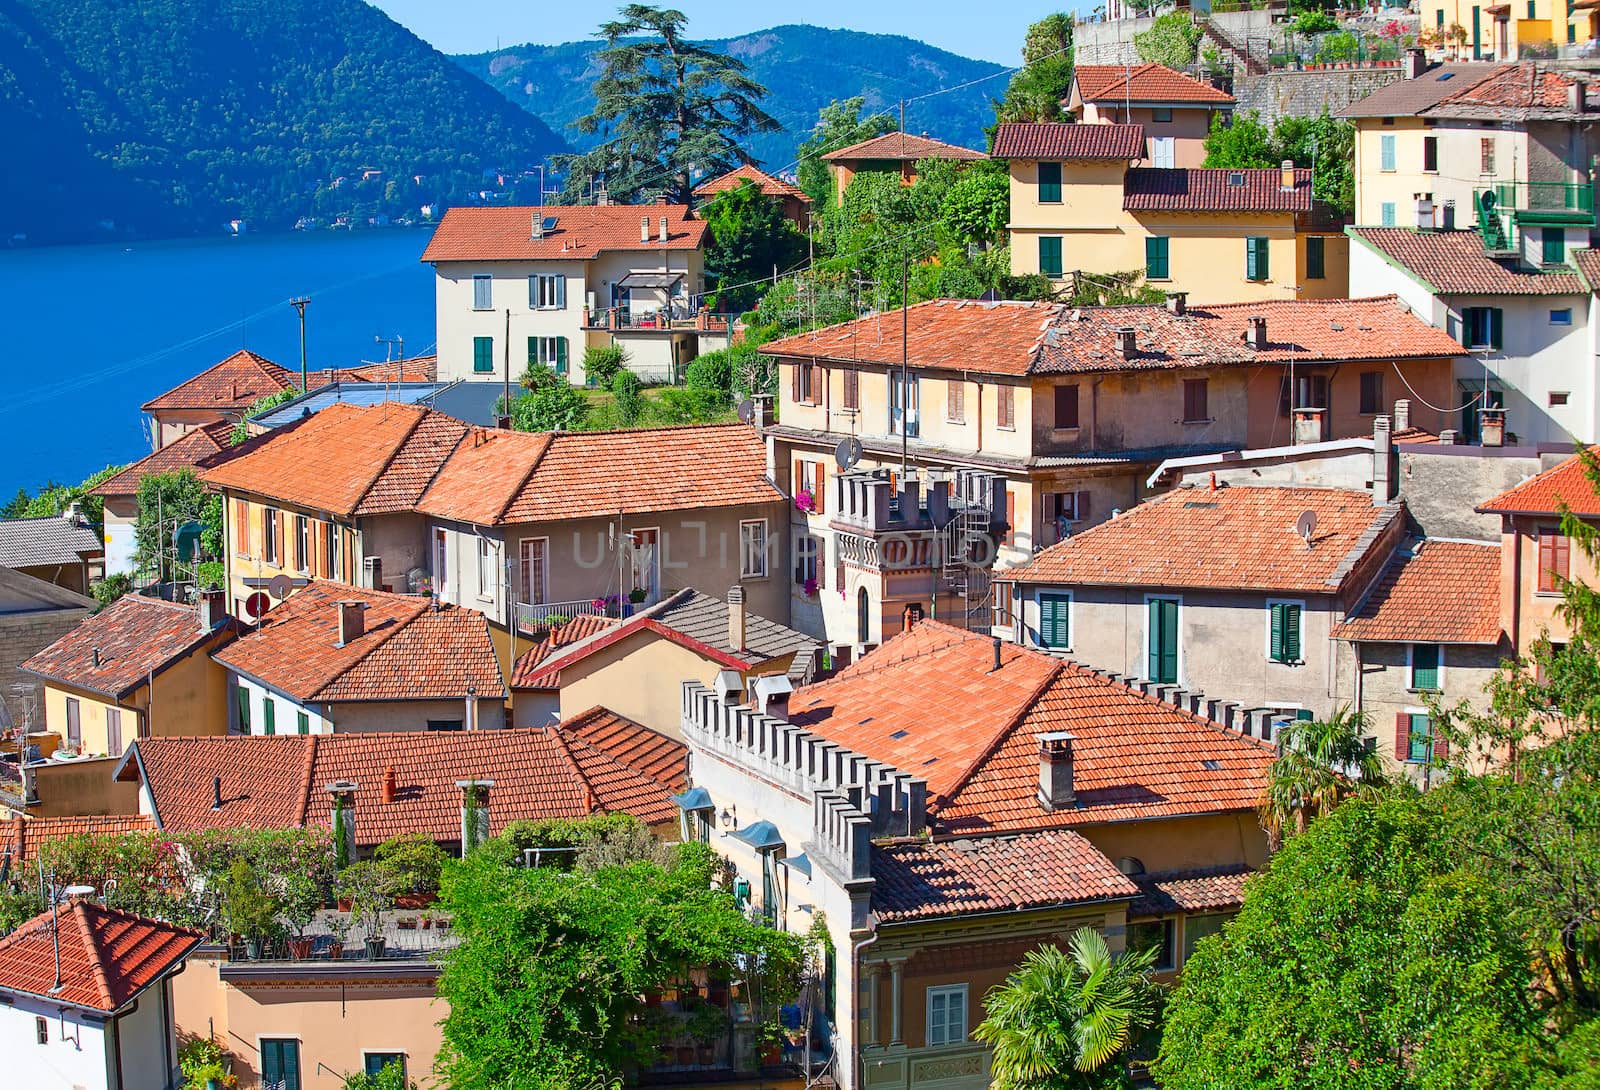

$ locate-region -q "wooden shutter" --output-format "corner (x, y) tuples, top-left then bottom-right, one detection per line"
(1183, 379), (1207, 422)
(1075, 491), (1091, 522)
(1149, 599), (1178, 683)
(843, 368), (859, 410)
(947, 379), (964, 422)
(1284, 604), (1301, 661)
(1394, 712), (1410, 760)
(1270, 603), (1285, 662)
(815, 461), (826, 515)
(1055, 385), (1079, 429)
(273, 511), (285, 567)
(1539, 532), (1559, 591)
(1040, 594), (1069, 649)
(791, 363), (801, 403)
(998, 385), (1014, 429)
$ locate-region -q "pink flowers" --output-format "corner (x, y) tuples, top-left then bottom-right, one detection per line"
(794, 491), (816, 514)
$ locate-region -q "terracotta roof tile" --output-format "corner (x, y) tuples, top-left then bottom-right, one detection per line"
(1332, 538), (1503, 645)
(1000, 485), (1398, 593)
(1351, 228), (1586, 294)
(213, 581), (503, 702)
(514, 613), (750, 693)
(4, 815), (156, 864)
(1571, 248), (1600, 291)
(820, 133), (984, 162)
(352, 411), (471, 516)
(415, 428), (551, 525)
(421, 205), (707, 263)
(1129, 864), (1252, 917)
(90, 423), (241, 499)
(871, 832), (1139, 923)
(1430, 62), (1592, 116)
(1073, 63), (1235, 105)
(509, 614), (620, 689)
(122, 721), (685, 845)
(1478, 447), (1600, 516)
(21, 595), (235, 700)
(1338, 64), (1499, 117)
(1122, 167), (1312, 213)
(141, 351), (432, 413)
(694, 165), (810, 203)
(0, 901), (201, 1013)
(992, 122), (1145, 160)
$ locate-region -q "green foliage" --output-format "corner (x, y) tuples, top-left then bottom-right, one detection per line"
(559, 5), (778, 205)
(648, 386), (734, 425)
(1067, 269), (1166, 307)
(435, 839), (804, 1090)
(505, 383), (590, 433)
(230, 387), (303, 445)
(995, 13), (1076, 124)
(795, 96), (898, 208)
(1293, 9), (1339, 34)
(373, 832), (449, 897)
(134, 469), (214, 583)
(941, 166), (1010, 246)
(582, 344), (628, 389)
(610, 370), (644, 426)
(1203, 110), (1355, 217)
(91, 572), (132, 610)
(0, 884), (46, 936)
(336, 860), (402, 941)
(1134, 14), (1203, 69)
(220, 858), (282, 942)
(179, 1036), (237, 1089)
(4, 465), (122, 530)
(703, 179), (807, 312)
(342, 1061), (414, 1090)
(974, 929), (1157, 1089)
(684, 348), (736, 393)
(1258, 705), (1386, 847)
(1316, 31), (1360, 63)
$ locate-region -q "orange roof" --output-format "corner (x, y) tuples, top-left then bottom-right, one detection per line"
(353, 410), (473, 516)
(694, 165), (810, 203)
(1130, 864), (1253, 916)
(1073, 63), (1235, 105)
(760, 296), (1464, 378)
(202, 402), (462, 517)
(415, 427), (551, 525)
(790, 621), (1273, 832)
(1331, 539), (1503, 645)
(213, 581), (504, 702)
(0, 901), (201, 1013)
(1431, 62), (1592, 115)
(820, 132), (985, 162)
(1478, 448), (1600, 517)
(3, 814), (156, 864)
(141, 350), (433, 413)
(90, 422), (240, 499)
(21, 595), (236, 700)
(992, 122), (1146, 160)
(119, 718), (686, 844)
(997, 485), (1401, 594)
(509, 614), (620, 689)
(420, 205), (708, 263)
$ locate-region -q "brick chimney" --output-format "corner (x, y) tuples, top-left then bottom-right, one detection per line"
(727, 585), (746, 652)
(1037, 731), (1077, 810)
(381, 766), (397, 804)
(1166, 291), (1187, 316)
(1280, 159), (1296, 191)
(1479, 406), (1506, 447)
(1247, 315), (1268, 349)
(198, 588), (225, 633)
(1115, 327), (1137, 358)
(1403, 47), (1427, 79)
(336, 601), (367, 647)
(901, 602), (924, 631)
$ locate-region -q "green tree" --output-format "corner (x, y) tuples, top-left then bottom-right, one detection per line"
(702, 179), (807, 312)
(1201, 111), (1278, 169)
(1204, 110), (1356, 217)
(995, 13), (1076, 124)
(9, 465), (123, 530)
(611, 370), (644, 426)
(1258, 705), (1386, 847)
(942, 164), (1011, 246)
(134, 469), (214, 583)
(1133, 14), (1203, 69)
(974, 929), (1157, 1089)
(582, 344), (629, 389)
(795, 97), (897, 208)
(505, 384), (590, 433)
(231, 387), (303, 445)
(561, 5), (778, 205)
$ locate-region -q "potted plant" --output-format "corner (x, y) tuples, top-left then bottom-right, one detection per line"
(326, 915), (349, 960)
(793, 490), (815, 514)
(336, 860), (400, 961)
(220, 859), (280, 960)
(628, 587), (648, 605)
(278, 865), (324, 960)
(178, 1037), (237, 1090)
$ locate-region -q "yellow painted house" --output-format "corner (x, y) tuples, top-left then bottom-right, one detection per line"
(1425, 0), (1563, 58)
(994, 122), (1350, 303)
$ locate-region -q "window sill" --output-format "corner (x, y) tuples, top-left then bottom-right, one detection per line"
(996, 425), (1016, 432)
(1181, 417), (1213, 425)
(1406, 687), (1442, 695)
(1052, 426), (1082, 436)
(1269, 659), (1305, 667)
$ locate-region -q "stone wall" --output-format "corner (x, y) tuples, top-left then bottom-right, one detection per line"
(1075, 10), (1275, 66)
(1233, 67), (1402, 124)
(0, 607), (89, 731)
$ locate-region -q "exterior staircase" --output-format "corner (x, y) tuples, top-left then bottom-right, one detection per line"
(1199, 17), (1267, 76)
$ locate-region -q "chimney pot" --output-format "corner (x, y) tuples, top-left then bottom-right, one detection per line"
(1478, 407), (1506, 447)
(1280, 159), (1296, 191)
(1037, 731), (1077, 810)
(901, 602), (924, 632)
(336, 600), (367, 647)
(91, 647), (101, 668)
(1393, 398), (1411, 432)
(991, 635), (1004, 672)
(1403, 46), (1426, 79)
(1115, 327), (1137, 357)
(1247, 316), (1268, 349)
(727, 585), (746, 652)
(381, 766), (397, 804)
(641, 216), (651, 243)
(1372, 414), (1395, 505)
(659, 215), (669, 243)
(1570, 77), (1588, 114)
(531, 213), (544, 240)
(198, 588), (225, 634)
(1166, 291), (1187, 316)
(211, 776), (222, 811)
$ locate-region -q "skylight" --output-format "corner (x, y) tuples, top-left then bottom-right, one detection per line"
(1228, 172), (1246, 187)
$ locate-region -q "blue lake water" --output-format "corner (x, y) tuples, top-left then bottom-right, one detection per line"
(0, 228), (437, 493)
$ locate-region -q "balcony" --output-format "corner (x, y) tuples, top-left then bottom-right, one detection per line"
(582, 306), (733, 334)
(1477, 181), (1595, 254)
(514, 596), (637, 634)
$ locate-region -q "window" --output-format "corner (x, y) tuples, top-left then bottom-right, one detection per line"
(529, 336), (569, 375)
(1182, 378), (1208, 423)
(1038, 592), (1071, 650)
(1245, 236), (1269, 281)
(1042, 491), (1088, 545)
(1464, 306), (1503, 350)
(946, 378), (965, 423)
(1409, 643), (1442, 691)
(1127, 919), (1176, 971)
(1359, 371), (1384, 415)
(1279, 373), (1329, 417)
(434, 528), (448, 596)
(1151, 106), (1173, 123)
(477, 537), (495, 598)
(365, 1054), (407, 1079)
(1037, 161), (1062, 203)
(262, 1038), (302, 1090)
(1404, 712), (1434, 763)
(1147, 597), (1180, 684)
(65, 696), (80, 748)
(473, 335), (494, 374)
(1481, 137), (1496, 174)
(262, 697), (276, 736)
(1422, 135), (1438, 172)
(1551, 391), (1570, 406)
(1538, 530), (1570, 592)
(1528, 0), (1536, 18)
(926, 985), (968, 1047)
(1145, 236), (1170, 280)
(106, 708), (123, 757)
(1380, 202), (1396, 227)
(794, 533), (820, 586)
(1306, 235), (1325, 280)
(472, 274), (492, 310)
(857, 587), (871, 645)
(1437, 8), (1444, 24)
(793, 362), (821, 406)
(233, 499), (251, 557)
(1543, 228), (1566, 265)
(1550, 308), (1573, 326)
(294, 515), (309, 573)
(1380, 133), (1396, 172)
(993, 586), (1015, 627)
(35, 1016), (47, 1045)
(740, 520), (769, 579)
(843, 368), (860, 411)
(889, 373), (919, 437)
(795, 459), (826, 514)
(322, 521), (338, 580)
(237, 687), (250, 733)
(1039, 236), (1063, 278)
(262, 507), (280, 565)
(1054, 384), (1079, 429)
(520, 538), (548, 605)
(1268, 601), (1303, 664)
(528, 273), (565, 310)
(296, 711), (309, 736)
(427, 719), (464, 732)
(1183, 913), (1230, 963)
(996, 384), (1015, 429)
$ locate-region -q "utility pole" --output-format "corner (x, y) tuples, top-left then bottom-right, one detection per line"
(290, 297), (310, 390)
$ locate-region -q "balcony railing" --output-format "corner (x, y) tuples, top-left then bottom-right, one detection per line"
(583, 306), (733, 333)
(514, 595), (654, 634)
(1490, 181), (1594, 216)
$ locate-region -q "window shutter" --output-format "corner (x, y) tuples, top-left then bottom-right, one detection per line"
(556, 338), (568, 375)
(791, 364), (801, 402)
(1004, 490), (1016, 545)
(1075, 490), (1091, 521)
(1270, 603), (1285, 661)
(1246, 238), (1260, 281)
(1284, 604), (1301, 661)
(556, 276), (566, 309)
(1432, 731), (1450, 760)
(1395, 712), (1410, 760)
(1489, 307), (1504, 349)
(1555, 533), (1570, 579)
(274, 513), (285, 566)
(528, 276), (538, 309)
(815, 462), (826, 515)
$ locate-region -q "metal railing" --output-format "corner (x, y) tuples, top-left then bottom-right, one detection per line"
(1491, 181), (1595, 216)
(583, 306), (733, 333)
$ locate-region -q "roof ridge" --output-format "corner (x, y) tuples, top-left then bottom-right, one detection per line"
(70, 902), (116, 1010)
(546, 725), (597, 813)
(345, 403), (431, 514)
(940, 658), (1067, 808)
(296, 734), (321, 827)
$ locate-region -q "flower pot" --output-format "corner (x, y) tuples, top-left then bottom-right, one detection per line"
(364, 937), (386, 960)
(696, 1045), (714, 1065)
(761, 1043), (782, 1065)
(244, 938), (262, 960)
(397, 917), (417, 930)
(676, 1046), (696, 1066)
(326, 941), (344, 960)
(287, 937), (314, 960)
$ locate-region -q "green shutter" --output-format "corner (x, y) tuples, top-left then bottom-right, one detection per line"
(1039, 237), (1063, 278)
(263, 1040), (301, 1090)
(236, 687), (250, 731)
(1039, 593), (1070, 649)
(1283, 604), (1301, 661)
(1306, 236), (1325, 280)
(1038, 162), (1062, 203)
(1412, 644), (1440, 690)
(473, 336), (494, 373)
(1269, 603), (1285, 662)
(1149, 598), (1179, 683)
(1381, 134), (1396, 172)
(556, 337), (569, 376)
(1145, 236), (1169, 280)
(1543, 228), (1565, 264)
(297, 711), (309, 736)
(1489, 307), (1503, 349)
(263, 698), (275, 736)
(527, 336), (538, 365)
(1245, 237), (1269, 281)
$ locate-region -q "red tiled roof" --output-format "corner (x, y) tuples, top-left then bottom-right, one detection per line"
(1129, 865), (1252, 917)
(509, 614), (619, 689)
(1338, 64), (1498, 118)
(141, 351), (433, 413)
(351, 411), (472, 516)
(1332, 538), (1503, 645)
(21, 595), (235, 700)
(415, 428), (551, 525)
(762, 297), (1463, 378)
(0, 901), (201, 1012)
(1430, 62), (1592, 115)
(213, 581), (504, 702)
(90, 423), (241, 499)
(992, 122), (1145, 160)
(421, 205), (708, 263)
(1073, 64), (1234, 105)
(997, 485), (1400, 594)
(1571, 248), (1600, 292)
(513, 615), (749, 693)
(1351, 228), (1586, 295)
(4, 815), (155, 865)
(1478, 447), (1600, 516)
(871, 832), (1139, 923)
(694, 165), (810, 203)
(120, 720), (686, 844)
(1123, 167), (1312, 213)
(820, 132), (985, 162)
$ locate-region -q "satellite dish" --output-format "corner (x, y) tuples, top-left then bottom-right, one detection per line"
(835, 436), (864, 471)
(243, 591), (272, 622)
(1294, 510), (1318, 544)
(267, 574), (294, 600)
(736, 398), (755, 424)
(172, 521), (204, 563)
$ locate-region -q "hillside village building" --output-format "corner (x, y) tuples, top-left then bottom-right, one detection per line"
(695, 164), (812, 228)
(1066, 63), (1235, 168)
(819, 132), (986, 202)
(0, 513), (104, 597)
(0, 567), (92, 736)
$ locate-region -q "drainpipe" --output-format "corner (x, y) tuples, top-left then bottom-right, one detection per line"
(851, 927), (880, 1090)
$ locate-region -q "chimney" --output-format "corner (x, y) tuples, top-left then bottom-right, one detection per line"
(1036, 731), (1077, 810)
(1280, 159), (1296, 192)
(901, 602), (924, 631)
(336, 601), (367, 647)
(991, 635), (1004, 672)
(1403, 47), (1426, 79)
(1414, 192), (1434, 230)
(752, 674), (793, 720)
(211, 776), (222, 811)
(727, 585), (746, 652)
(1441, 200), (1457, 231)
(596, 185), (609, 206)
(1292, 406), (1326, 445)
(1247, 315), (1268, 349)
(381, 766), (397, 805)
(457, 780), (493, 856)
(1393, 398), (1411, 432)
(1439, 428), (1460, 445)
(198, 588), (225, 633)
(1479, 406), (1507, 447)
(1372, 413), (1395, 505)
(659, 215), (669, 243)
(1570, 77), (1588, 114)
(1115, 327), (1137, 358)
(1166, 291), (1187, 317)
(91, 647), (101, 668)
(531, 213), (544, 240)
(326, 781), (358, 868)
(640, 216), (651, 243)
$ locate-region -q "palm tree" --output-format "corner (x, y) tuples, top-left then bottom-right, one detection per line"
(973, 928), (1156, 1090)
(1259, 705), (1386, 846)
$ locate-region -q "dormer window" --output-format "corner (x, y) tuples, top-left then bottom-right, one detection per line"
(1228, 172), (1246, 187)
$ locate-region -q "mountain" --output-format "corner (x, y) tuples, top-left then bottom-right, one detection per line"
(0, 0), (567, 244)
(454, 25), (1006, 173)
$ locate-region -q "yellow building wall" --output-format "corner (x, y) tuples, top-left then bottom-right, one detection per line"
(1076, 104), (1217, 168)
(1425, 0), (1560, 56)
(28, 754), (139, 817)
(43, 634), (231, 758)
(44, 683), (135, 759)
(224, 492), (362, 611)
(554, 628), (729, 738)
(1352, 118), (1525, 229)
(1078, 810), (1271, 873)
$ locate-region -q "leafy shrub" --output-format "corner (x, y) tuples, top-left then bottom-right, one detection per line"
(582, 344), (628, 388)
(374, 832), (449, 896)
(91, 573), (132, 610)
(611, 371), (644, 425)
(179, 1036), (236, 1089)
(1293, 10), (1338, 35)
(685, 349), (736, 392)
(1134, 13), (1203, 69)
(650, 387), (733, 425)
(220, 858), (281, 942)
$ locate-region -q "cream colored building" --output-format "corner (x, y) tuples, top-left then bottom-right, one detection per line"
(1067, 62), (1235, 169)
